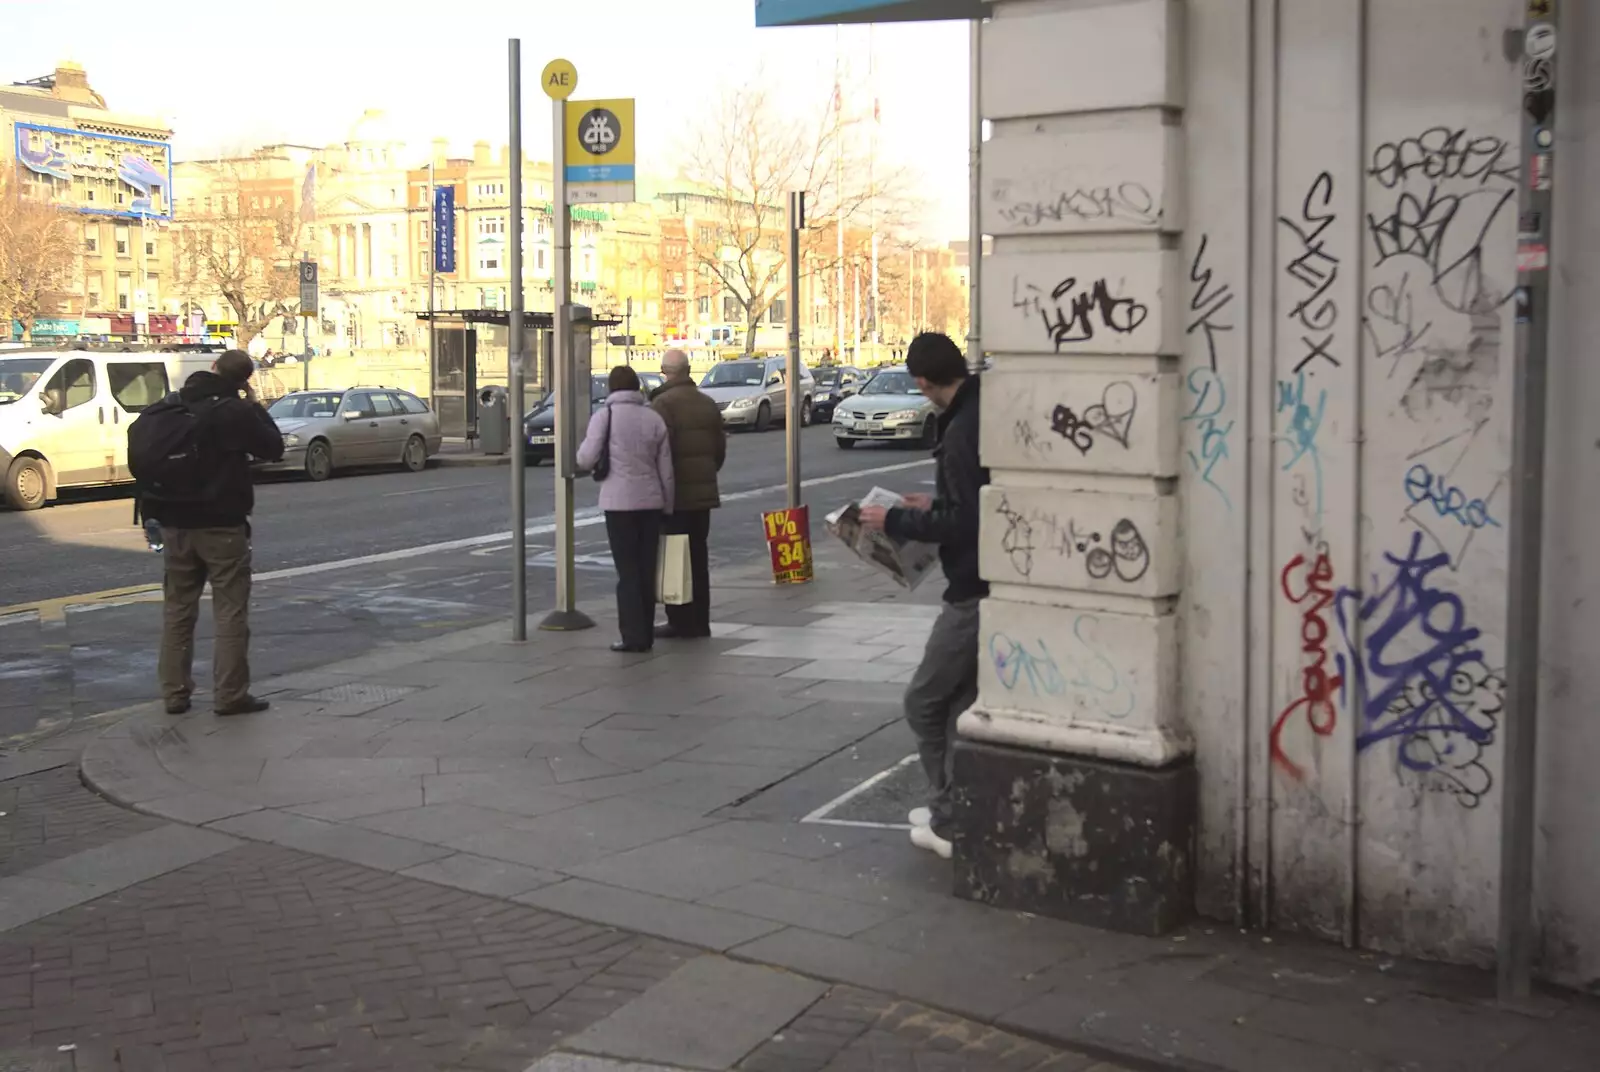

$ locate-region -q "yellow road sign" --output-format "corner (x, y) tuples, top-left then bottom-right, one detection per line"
(541, 59), (577, 100)
(564, 98), (635, 202)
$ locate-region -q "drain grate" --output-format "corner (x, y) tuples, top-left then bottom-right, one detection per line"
(802, 755), (924, 829)
(296, 682), (419, 705)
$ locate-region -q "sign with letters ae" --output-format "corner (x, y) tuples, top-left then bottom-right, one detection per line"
(432, 185), (456, 274)
(564, 99), (635, 204)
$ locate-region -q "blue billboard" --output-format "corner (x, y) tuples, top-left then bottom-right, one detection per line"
(755, 0), (986, 26)
(13, 122), (173, 220)
(433, 185), (456, 274)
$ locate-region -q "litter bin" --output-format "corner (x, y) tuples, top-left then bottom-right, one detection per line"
(478, 385), (510, 455)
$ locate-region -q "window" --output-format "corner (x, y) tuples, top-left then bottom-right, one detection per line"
(723, 295), (741, 320)
(536, 248), (546, 271)
(369, 393), (398, 417)
(697, 296), (709, 316)
(535, 218), (547, 238)
(397, 392), (430, 415)
(42, 358), (96, 412)
(116, 273), (132, 310)
(106, 362), (169, 412)
(144, 240), (155, 256)
(768, 299), (786, 324)
(582, 252), (592, 275)
(343, 390), (376, 418)
(114, 226), (129, 255)
(480, 250), (502, 272)
(145, 275), (159, 308)
(83, 224), (98, 253)
(477, 217), (505, 236)
(390, 255), (399, 277)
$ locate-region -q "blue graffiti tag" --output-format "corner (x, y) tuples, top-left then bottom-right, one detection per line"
(1335, 532), (1500, 767)
(1403, 463), (1500, 530)
(1182, 367), (1235, 510)
(1275, 371), (1327, 524)
(988, 618), (1135, 720)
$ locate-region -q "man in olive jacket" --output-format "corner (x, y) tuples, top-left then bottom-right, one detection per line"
(650, 348), (727, 638)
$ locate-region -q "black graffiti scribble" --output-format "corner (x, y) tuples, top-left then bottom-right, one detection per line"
(1047, 381), (1137, 455)
(995, 182), (1161, 228)
(1187, 234), (1235, 372)
(1366, 184), (1514, 315)
(1013, 418), (1052, 456)
(994, 494), (1084, 578)
(1277, 172), (1341, 373)
(1085, 518), (1150, 584)
(1014, 277), (1149, 350)
(1363, 273), (1434, 372)
(1367, 127), (1518, 190)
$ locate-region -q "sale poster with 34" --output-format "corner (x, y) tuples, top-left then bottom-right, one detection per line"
(762, 505), (814, 585)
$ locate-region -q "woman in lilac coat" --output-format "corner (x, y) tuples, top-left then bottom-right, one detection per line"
(577, 366), (676, 652)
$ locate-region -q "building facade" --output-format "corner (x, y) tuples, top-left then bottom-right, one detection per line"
(1, 63), (175, 340)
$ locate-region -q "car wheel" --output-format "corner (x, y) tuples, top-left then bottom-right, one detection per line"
(304, 440), (334, 482)
(800, 397), (813, 427)
(4, 456), (48, 511)
(754, 402), (772, 433)
(919, 416), (938, 449)
(402, 435), (427, 473)
(835, 438), (856, 450)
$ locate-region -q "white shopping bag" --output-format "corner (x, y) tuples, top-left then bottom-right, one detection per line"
(657, 533), (692, 605)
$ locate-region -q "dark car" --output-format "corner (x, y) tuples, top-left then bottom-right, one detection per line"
(523, 375), (606, 465)
(811, 365), (866, 423)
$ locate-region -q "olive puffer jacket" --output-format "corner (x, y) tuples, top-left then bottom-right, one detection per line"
(650, 378), (727, 511)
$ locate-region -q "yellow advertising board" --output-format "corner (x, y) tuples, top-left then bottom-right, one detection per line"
(564, 98), (635, 204)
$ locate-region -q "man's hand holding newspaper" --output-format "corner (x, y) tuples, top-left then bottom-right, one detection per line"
(825, 487), (941, 590)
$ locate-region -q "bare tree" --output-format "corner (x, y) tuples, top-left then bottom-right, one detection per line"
(0, 171), (76, 340)
(173, 158), (306, 348)
(676, 79), (919, 353)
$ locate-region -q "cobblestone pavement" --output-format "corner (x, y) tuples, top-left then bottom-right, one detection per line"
(0, 766), (1138, 1072)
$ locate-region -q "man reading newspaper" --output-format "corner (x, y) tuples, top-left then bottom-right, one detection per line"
(857, 333), (988, 859)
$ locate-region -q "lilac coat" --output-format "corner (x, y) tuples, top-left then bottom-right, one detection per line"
(576, 391), (675, 514)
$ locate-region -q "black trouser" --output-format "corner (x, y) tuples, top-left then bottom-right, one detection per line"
(662, 508), (712, 636)
(604, 510), (662, 648)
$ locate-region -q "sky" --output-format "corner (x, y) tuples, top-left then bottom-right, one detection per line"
(1, 0), (973, 240)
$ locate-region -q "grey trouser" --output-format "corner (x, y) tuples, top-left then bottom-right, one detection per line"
(903, 597), (981, 834)
(159, 525), (253, 709)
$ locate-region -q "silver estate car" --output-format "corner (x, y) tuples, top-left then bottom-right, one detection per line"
(262, 387), (443, 481)
(699, 356), (815, 431)
(831, 368), (938, 450)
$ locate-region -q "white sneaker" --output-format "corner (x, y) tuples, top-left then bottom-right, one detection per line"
(907, 807), (932, 828)
(910, 823), (952, 859)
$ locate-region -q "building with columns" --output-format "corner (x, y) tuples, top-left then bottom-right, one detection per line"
(757, 0), (1600, 990)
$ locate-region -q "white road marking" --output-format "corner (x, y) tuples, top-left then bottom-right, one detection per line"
(382, 481), (490, 497)
(800, 753), (920, 828)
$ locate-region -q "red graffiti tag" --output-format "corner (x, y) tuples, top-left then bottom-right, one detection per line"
(1270, 551), (1343, 780)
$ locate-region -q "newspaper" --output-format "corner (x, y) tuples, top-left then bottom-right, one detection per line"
(824, 486), (941, 591)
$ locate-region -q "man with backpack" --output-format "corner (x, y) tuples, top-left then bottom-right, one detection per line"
(129, 349), (284, 715)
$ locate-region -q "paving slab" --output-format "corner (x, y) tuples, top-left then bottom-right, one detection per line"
(565, 955), (827, 1071)
(518, 879), (785, 952)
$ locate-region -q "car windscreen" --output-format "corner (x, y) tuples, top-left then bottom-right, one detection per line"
(700, 362), (764, 388)
(815, 369), (843, 386)
(268, 392), (344, 418)
(0, 358), (55, 405)
(860, 371), (920, 396)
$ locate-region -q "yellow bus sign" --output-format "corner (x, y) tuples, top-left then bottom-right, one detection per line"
(541, 59), (577, 100)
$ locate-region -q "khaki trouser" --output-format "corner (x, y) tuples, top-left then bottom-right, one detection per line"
(158, 525), (253, 709)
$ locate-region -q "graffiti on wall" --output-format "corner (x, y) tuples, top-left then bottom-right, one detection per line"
(1012, 276), (1150, 350)
(1048, 381), (1137, 454)
(1270, 548), (1344, 782)
(1279, 172), (1343, 373)
(992, 495), (1151, 585)
(1184, 234), (1237, 510)
(988, 614), (1136, 720)
(992, 181), (1161, 229)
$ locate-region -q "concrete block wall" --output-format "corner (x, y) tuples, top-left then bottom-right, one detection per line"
(968, 0), (1600, 985)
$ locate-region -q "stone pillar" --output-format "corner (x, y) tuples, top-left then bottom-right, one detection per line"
(950, 0), (1196, 937)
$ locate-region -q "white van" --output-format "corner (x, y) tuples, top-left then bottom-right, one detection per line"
(0, 347), (225, 510)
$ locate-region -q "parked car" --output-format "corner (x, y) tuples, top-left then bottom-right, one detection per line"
(831, 368), (938, 450)
(260, 387), (442, 481)
(638, 371), (665, 395)
(523, 375), (607, 465)
(0, 345), (222, 510)
(699, 356), (814, 431)
(811, 366), (866, 423)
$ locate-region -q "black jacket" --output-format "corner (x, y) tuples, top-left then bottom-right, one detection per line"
(149, 372), (284, 529)
(885, 375), (989, 603)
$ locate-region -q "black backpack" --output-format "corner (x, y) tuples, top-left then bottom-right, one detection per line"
(127, 393), (222, 507)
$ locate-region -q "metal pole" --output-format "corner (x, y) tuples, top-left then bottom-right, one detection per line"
(428, 158), (437, 412)
(625, 296), (633, 366)
(541, 66), (593, 632)
(1497, 3), (1558, 1003)
(508, 38), (528, 642)
(786, 191), (804, 508)
(967, 16), (982, 359)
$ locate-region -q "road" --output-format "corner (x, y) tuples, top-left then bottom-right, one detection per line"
(0, 425), (934, 743)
